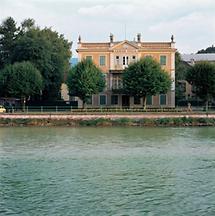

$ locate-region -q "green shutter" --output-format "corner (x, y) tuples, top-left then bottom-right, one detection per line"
(160, 56), (166, 65)
(160, 94), (166, 105)
(100, 95), (106, 105)
(100, 56), (106, 66)
(86, 56), (92, 61)
(146, 96), (152, 105)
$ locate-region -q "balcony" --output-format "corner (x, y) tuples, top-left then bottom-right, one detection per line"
(110, 64), (129, 72)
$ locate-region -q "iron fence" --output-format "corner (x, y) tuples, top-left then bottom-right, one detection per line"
(4, 105), (215, 114)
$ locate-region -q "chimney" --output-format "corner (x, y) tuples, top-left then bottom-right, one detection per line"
(137, 33), (142, 47)
(78, 35), (81, 43)
(137, 33), (141, 43)
(110, 33), (114, 43)
(110, 33), (114, 46)
(78, 35), (82, 48)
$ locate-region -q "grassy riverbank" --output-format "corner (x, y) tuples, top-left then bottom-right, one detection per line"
(0, 117), (215, 127)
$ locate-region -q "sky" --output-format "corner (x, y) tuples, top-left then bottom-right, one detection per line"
(0, 0), (215, 56)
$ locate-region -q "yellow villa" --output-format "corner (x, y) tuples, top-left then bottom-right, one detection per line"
(76, 33), (176, 108)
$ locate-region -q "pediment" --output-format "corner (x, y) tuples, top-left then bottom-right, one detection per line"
(110, 40), (139, 51)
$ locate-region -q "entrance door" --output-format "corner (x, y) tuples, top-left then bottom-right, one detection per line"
(122, 95), (130, 108)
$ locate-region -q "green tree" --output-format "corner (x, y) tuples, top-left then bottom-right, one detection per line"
(13, 27), (72, 101)
(197, 45), (215, 54)
(175, 51), (191, 103)
(123, 57), (171, 109)
(67, 59), (105, 108)
(0, 61), (43, 108)
(0, 17), (72, 101)
(0, 17), (19, 69)
(20, 18), (36, 33)
(186, 61), (215, 110)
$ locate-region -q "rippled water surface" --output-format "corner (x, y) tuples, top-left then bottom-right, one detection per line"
(0, 127), (215, 216)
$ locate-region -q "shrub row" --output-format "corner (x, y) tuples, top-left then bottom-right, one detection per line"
(0, 117), (215, 127)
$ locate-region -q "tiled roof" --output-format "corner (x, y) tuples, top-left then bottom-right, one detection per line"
(79, 40), (173, 49)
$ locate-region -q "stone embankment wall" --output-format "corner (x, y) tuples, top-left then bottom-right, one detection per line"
(0, 113), (215, 127)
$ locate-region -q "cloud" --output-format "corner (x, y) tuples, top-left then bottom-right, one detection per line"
(78, 4), (135, 19)
(0, 0), (215, 54)
(149, 12), (215, 53)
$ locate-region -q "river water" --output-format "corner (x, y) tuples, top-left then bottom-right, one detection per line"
(0, 127), (215, 216)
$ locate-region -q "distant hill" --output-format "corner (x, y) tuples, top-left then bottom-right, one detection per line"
(197, 45), (215, 54)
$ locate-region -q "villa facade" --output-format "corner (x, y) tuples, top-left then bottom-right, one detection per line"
(76, 34), (176, 108)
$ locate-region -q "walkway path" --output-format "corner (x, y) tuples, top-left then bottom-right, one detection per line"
(1, 113), (215, 120)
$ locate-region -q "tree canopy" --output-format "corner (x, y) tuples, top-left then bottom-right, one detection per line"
(0, 17), (19, 69)
(0, 61), (43, 100)
(67, 59), (105, 108)
(186, 61), (215, 108)
(123, 57), (171, 108)
(197, 45), (215, 54)
(175, 51), (191, 103)
(0, 17), (72, 101)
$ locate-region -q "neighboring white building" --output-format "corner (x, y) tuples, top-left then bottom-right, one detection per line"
(181, 53), (215, 65)
(179, 53), (215, 104)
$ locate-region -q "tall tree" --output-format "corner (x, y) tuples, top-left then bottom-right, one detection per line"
(0, 17), (72, 101)
(123, 57), (171, 109)
(186, 61), (215, 110)
(67, 59), (105, 108)
(0, 17), (19, 69)
(13, 26), (72, 100)
(175, 51), (191, 103)
(0, 61), (43, 107)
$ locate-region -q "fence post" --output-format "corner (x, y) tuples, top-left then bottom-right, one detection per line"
(71, 106), (72, 113)
(56, 106), (58, 113)
(41, 106), (43, 113)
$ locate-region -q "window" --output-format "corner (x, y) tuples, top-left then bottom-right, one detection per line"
(100, 95), (106, 105)
(86, 56), (92, 61)
(111, 95), (118, 105)
(160, 94), (167, 105)
(146, 95), (152, 105)
(132, 56), (136, 60)
(160, 55), (167, 65)
(99, 56), (106, 66)
(112, 78), (118, 89)
(123, 56), (129, 65)
(116, 56), (120, 65)
(112, 75), (123, 89)
(134, 96), (141, 105)
(123, 56), (126, 65)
